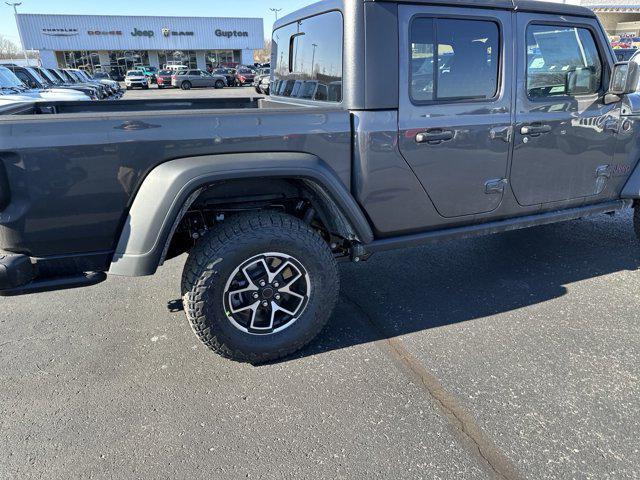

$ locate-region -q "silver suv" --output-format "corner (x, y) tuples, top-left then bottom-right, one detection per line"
(171, 69), (227, 90)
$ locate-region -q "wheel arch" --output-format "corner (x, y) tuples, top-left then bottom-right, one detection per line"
(108, 152), (373, 277)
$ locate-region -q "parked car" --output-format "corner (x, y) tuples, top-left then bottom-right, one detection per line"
(614, 48), (637, 62)
(0, 66), (91, 101)
(156, 69), (174, 89)
(2, 0), (640, 364)
(253, 68), (271, 93)
(235, 68), (256, 86)
(213, 68), (237, 87)
(4, 65), (97, 100)
(55, 69), (110, 99)
(33, 67), (103, 100)
(124, 70), (151, 90)
(67, 69), (123, 98)
(257, 76), (270, 95)
(171, 69), (227, 90)
(92, 71), (112, 80)
(134, 66), (158, 83)
(164, 64), (189, 73)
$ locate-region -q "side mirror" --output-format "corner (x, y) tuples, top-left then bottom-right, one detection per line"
(607, 61), (640, 99)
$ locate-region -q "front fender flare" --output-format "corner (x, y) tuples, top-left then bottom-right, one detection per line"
(108, 152), (373, 277)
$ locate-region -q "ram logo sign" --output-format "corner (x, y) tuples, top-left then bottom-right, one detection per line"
(215, 29), (249, 38)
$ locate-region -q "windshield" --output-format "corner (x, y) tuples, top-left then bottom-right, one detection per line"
(26, 67), (46, 84)
(37, 68), (58, 83)
(57, 70), (74, 82)
(126, 70), (142, 76)
(159, 70), (171, 75)
(0, 67), (27, 90)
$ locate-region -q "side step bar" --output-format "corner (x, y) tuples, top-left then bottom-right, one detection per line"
(367, 200), (631, 253)
(0, 271), (106, 297)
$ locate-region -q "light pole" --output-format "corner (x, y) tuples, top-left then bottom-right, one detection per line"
(269, 8), (282, 22)
(5, 2), (29, 65)
(311, 43), (318, 75)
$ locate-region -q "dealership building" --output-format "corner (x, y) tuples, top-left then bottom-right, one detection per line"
(15, 14), (264, 76)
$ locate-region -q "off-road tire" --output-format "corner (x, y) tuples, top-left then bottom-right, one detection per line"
(181, 212), (339, 363)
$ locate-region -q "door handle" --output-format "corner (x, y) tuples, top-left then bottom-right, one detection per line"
(520, 124), (551, 135)
(415, 129), (455, 144)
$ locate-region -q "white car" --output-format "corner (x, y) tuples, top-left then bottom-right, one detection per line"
(124, 70), (150, 90)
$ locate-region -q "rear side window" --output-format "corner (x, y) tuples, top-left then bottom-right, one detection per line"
(410, 18), (500, 103)
(272, 10), (343, 102)
(526, 25), (602, 98)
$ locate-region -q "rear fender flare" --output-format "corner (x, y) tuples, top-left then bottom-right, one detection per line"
(108, 152), (373, 277)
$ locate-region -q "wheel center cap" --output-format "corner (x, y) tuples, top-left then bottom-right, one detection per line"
(262, 287), (274, 299)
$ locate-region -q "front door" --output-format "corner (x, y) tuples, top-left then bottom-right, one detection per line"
(398, 5), (513, 218)
(510, 14), (619, 206)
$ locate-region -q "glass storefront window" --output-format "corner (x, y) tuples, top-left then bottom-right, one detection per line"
(60, 51), (101, 73)
(205, 50), (241, 70)
(158, 50), (197, 69)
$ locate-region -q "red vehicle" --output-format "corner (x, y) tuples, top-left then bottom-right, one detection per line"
(235, 68), (256, 86)
(156, 69), (174, 89)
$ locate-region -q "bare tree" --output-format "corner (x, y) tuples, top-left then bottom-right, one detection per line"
(0, 34), (21, 59)
(254, 38), (272, 64)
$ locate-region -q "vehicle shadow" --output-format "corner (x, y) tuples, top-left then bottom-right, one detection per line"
(276, 211), (640, 364)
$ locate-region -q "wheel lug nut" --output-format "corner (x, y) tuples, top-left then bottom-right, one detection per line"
(252, 292), (259, 299)
(261, 300), (269, 307)
(273, 282), (280, 288)
(275, 294), (281, 300)
(259, 280), (266, 287)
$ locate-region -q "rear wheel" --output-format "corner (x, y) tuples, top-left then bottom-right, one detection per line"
(182, 212), (339, 363)
(181, 81), (192, 90)
(215, 80), (225, 89)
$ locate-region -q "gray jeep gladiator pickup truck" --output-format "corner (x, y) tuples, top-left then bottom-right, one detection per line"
(2, 0), (640, 362)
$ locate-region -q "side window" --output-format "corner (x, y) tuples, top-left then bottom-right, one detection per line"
(526, 25), (602, 98)
(272, 10), (343, 102)
(410, 17), (500, 103)
(15, 71), (30, 85)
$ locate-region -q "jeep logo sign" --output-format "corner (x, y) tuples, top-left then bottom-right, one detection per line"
(215, 29), (249, 38)
(131, 28), (154, 37)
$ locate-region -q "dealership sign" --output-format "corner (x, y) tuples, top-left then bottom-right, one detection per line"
(88, 30), (123, 36)
(42, 28), (78, 37)
(215, 29), (249, 38)
(162, 28), (195, 37)
(131, 28), (155, 37)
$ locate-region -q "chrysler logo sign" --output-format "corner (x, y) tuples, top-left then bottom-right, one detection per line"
(42, 28), (79, 37)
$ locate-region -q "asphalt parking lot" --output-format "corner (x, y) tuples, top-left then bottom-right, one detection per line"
(1, 86), (639, 480)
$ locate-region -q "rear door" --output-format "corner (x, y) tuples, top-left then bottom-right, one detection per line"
(398, 5), (513, 218)
(510, 14), (619, 206)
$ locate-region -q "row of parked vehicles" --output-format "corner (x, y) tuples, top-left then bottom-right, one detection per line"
(0, 65), (123, 103)
(122, 64), (271, 92)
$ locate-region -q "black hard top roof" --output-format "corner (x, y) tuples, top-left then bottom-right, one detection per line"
(275, 0), (596, 29)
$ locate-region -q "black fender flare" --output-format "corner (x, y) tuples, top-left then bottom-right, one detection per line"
(108, 152), (373, 277)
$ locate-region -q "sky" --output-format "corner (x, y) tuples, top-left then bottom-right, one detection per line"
(0, 0), (314, 47)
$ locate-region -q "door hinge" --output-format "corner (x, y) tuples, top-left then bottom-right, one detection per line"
(485, 178), (508, 195)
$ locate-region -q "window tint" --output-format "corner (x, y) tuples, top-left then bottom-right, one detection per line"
(410, 18), (500, 103)
(272, 11), (343, 102)
(526, 25), (602, 98)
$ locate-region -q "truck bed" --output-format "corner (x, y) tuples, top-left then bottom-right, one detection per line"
(0, 97), (351, 261)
